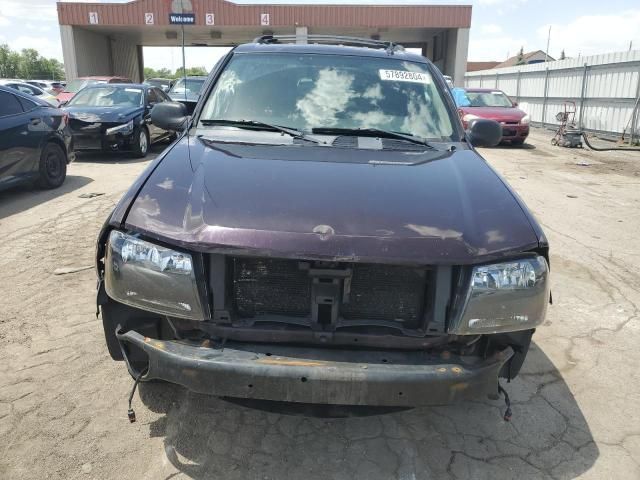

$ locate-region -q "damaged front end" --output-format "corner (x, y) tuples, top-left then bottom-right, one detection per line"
(96, 227), (548, 408)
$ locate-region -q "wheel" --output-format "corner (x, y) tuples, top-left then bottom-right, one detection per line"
(37, 142), (67, 189)
(131, 126), (149, 158)
(511, 139), (525, 146)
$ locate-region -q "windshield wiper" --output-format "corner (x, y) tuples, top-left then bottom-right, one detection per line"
(311, 127), (435, 149)
(199, 119), (321, 144)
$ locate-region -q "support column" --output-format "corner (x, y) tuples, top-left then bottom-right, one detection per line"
(296, 26), (308, 44)
(59, 25), (78, 80)
(445, 27), (469, 87)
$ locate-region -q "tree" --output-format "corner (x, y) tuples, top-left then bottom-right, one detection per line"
(0, 44), (21, 78)
(560, 49), (566, 60)
(515, 47), (525, 65)
(143, 65), (207, 80)
(0, 44), (64, 80)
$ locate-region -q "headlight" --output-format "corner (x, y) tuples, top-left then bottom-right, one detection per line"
(462, 113), (481, 122)
(448, 255), (549, 335)
(520, 114), (530, 125)
(105, 119), (134, 135)
(104, 231), (208, 319)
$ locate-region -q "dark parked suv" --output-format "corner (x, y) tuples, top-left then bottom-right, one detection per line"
(96, 36), (550, 416)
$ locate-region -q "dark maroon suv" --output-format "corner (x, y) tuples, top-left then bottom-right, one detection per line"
(96, 36), (550, 416)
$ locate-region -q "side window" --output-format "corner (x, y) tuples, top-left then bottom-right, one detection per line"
(17, 96), (38, 112)
(147, 88), (159, 105)
(157, 89), (171, 102)
(0, 91), (24, 117)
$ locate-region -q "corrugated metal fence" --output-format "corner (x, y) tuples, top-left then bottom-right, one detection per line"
(464, 50), (640, 140)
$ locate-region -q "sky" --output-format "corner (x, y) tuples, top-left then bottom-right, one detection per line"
(0, 0), (639, 72)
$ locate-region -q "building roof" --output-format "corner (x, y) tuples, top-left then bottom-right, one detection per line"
(57, 0), (472, 28)
(494, 50), (554, 68)
(466, 61), (500, 72)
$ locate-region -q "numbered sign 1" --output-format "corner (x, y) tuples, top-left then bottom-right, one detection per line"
(205, 13), (215, 26)
(88, 12), (99, 24)
(260, 13), (270, 26)
(145, 13), (154, 25)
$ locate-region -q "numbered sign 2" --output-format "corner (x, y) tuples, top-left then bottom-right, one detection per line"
(145, 12), (154, 25)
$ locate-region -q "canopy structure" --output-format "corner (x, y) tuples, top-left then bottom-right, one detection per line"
(57, 0), (471, 85)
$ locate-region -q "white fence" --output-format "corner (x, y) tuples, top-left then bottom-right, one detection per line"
(464, 50), (640, 139)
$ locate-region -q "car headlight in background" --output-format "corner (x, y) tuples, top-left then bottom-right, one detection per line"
(520, 114), (530, 125)
(104, 230), (208, 320)
(105, 119), (134, 135)
(448, 255), (549, 335)
(462, 113), (481, 122)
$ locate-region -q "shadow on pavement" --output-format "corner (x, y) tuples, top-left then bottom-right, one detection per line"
(74, 141), (170, 165)
(138, 342), (597, 479)
(0, 174), (93, 221)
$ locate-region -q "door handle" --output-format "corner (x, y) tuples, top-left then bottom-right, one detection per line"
(30, 118), (41, 125)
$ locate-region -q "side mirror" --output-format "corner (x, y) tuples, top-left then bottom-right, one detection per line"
(467, 119), (502, 147)
(151, 101), (188, 131)
(512, 101), (519, 107)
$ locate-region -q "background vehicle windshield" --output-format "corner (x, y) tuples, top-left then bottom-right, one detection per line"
(170, 78), (205, 95)
(464, 90), (513, 108)
(67, 86), (143, 107)
(199, 53), (454, 140)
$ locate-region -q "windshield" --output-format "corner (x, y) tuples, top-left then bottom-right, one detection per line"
(464, 90), (513, 108)
(67, 86), (143, 107)
(199, 53), (454, 140)
(170, 78), (205, 94)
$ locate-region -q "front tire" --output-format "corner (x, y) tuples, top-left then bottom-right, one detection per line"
(37, 143), (67, 189)
(131, 126), (149, 158)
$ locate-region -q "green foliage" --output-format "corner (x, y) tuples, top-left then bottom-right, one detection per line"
(143, 66), (208, 80)
(0, 44), (65, 80)
(515, 47), (525, 66)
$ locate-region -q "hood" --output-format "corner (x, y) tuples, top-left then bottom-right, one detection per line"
(64, 105), (143, 124)
(459, 106), (526, 122)
(170, 92), (199, 102)
(57, 91), (76, 103)
(122, 137), (540, 265)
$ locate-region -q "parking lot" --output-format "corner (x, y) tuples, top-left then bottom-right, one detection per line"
(0, 128), (639, 479)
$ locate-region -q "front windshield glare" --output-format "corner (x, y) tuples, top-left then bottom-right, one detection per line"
(466, 91), (513, 108)
(199, 53), (454, 139)
(68, 86), (143, 107)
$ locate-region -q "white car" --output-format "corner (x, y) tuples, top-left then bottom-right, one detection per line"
(0, 80), (60, 107)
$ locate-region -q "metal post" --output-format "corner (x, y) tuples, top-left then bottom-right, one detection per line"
(495, 73), (499, 89)
(479, 75), (483, 87)
(541, 68), (550, 127)
(516, 70), (521, 103)
(630, 66), (640, 145)
(578, 63), (589, 130)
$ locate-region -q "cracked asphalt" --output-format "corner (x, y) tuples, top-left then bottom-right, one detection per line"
(0, 129), (639, 479)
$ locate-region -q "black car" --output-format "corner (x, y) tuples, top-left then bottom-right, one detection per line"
(0, 85), (73, 191)
(144, 78), (174, 92)
(63, 83), (174, 158)
(97, 37), (549, 415)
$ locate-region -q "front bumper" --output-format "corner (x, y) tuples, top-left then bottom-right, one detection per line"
(500, 124), (529, 141)
(117, 329), (514, 407)
(72, 131), (134, 151)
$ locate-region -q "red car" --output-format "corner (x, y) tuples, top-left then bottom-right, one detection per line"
(455, 88), (530, 145)
(57, 76), (132, 105)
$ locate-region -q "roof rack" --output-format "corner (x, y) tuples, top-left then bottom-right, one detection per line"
(252, 34), (404, 53)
